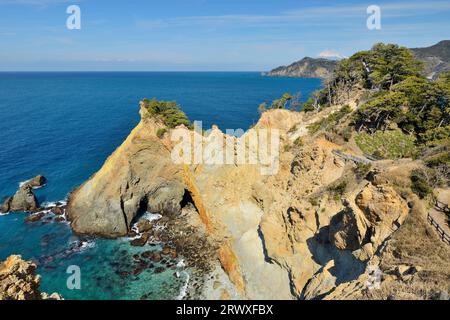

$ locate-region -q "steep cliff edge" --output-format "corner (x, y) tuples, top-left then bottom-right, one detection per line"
(67, 104), (186, 238)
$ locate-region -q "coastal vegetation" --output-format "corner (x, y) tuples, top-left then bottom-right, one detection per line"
(297, 43), (449, 165)
(307, 104), (352, 134)
(410, 169), (433, 199)
(142, 98), (191, 129)
(355, 129), (417, 159)
(258, 92), (302, 113)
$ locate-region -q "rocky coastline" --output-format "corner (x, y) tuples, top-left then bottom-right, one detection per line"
(62, 89), (449, 300)
(1, 96), (449, 300)
(2, 41), (449, 300)
(0, 255), (62, 300)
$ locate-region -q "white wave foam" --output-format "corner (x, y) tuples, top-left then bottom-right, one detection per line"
(19, 180), (28, 188)
(154, 224), (166, 231)
(142, 212), (163, 222)
(80, 240), (96, 250)
(70, 239), (96, 254)
(176, 271), (190, 300)
(0, 212), (10, 216)
(41, 200), (67, 208)
(125, 233), (142, 241)
(19, 180), (46, 189)
(176, 259), (186, 268)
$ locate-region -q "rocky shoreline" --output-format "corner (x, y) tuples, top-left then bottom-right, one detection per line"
(0, 255), (62, 300)
(0, 174), (221, 300)
(123, 203), (220, 300)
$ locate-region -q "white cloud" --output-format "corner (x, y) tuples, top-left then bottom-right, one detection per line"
(136, 1), (450, 29)
(318, 51), (345, 59)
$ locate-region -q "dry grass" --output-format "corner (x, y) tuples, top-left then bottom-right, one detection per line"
(363, 194), (450, 299)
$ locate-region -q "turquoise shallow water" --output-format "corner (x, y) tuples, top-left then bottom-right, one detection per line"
(0, 72), (321, 299)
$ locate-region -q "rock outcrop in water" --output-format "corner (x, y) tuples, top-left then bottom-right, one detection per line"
(0, 175), (46, 213)
(1, 185), (38, 213)
(0, 255), (62, 300)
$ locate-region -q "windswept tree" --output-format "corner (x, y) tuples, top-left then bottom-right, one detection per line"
(368, 43), (423, 90)
(354, 91), (408, 132)
(289, 92), (302, 111)
(142, 98), (191, 128)
(270, 93), (294, 109)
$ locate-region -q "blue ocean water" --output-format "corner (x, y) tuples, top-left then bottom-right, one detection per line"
(0, 72), (321, 299)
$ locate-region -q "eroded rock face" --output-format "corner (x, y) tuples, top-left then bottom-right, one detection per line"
(329, 208), (362, 251)
(65, 105), (415, 300)
(329, 183), (409, 261)
(11, 185), (39, 212)
(356, 184), (409, 236)
(0, 255), (62, 300)
(302, 261), (337, 300)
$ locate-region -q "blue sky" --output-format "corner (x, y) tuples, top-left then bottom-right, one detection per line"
(0, 0), (449, 71)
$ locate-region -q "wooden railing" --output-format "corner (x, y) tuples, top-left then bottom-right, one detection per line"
(427, 213), (450, 245)
(332, 150), (373, 165)
(364, 153), (384, 162)
(436, 200), (450, 214)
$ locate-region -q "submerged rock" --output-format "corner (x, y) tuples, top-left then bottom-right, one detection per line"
(24, 212), (45, 223)
(50, 206), (65, 216)
(130, 232), (150, 247)
(135, 219), (153, 233)
(0, 255), (62, 300)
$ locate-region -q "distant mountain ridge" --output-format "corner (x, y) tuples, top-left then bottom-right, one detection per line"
(266, 57), (338, 79)
(267, 40), (450, 79)
(411, 40), (450, 79)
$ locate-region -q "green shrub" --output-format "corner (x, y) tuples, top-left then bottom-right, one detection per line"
(354, 163), (372, 180)
(156, 128), (168, 139)
(308, 197), (319, 207)
(341, 126), (353, 142)
(294, 137), (304, 147)
(308, 105), (352, 134)
(288, 125), (298, 134)
(327, 180), (348, 200)
(142, 98), (190, 128)
(355, 129), (417, 159)
(410, 169), (433, 199)
(425, 151), (450, 168)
